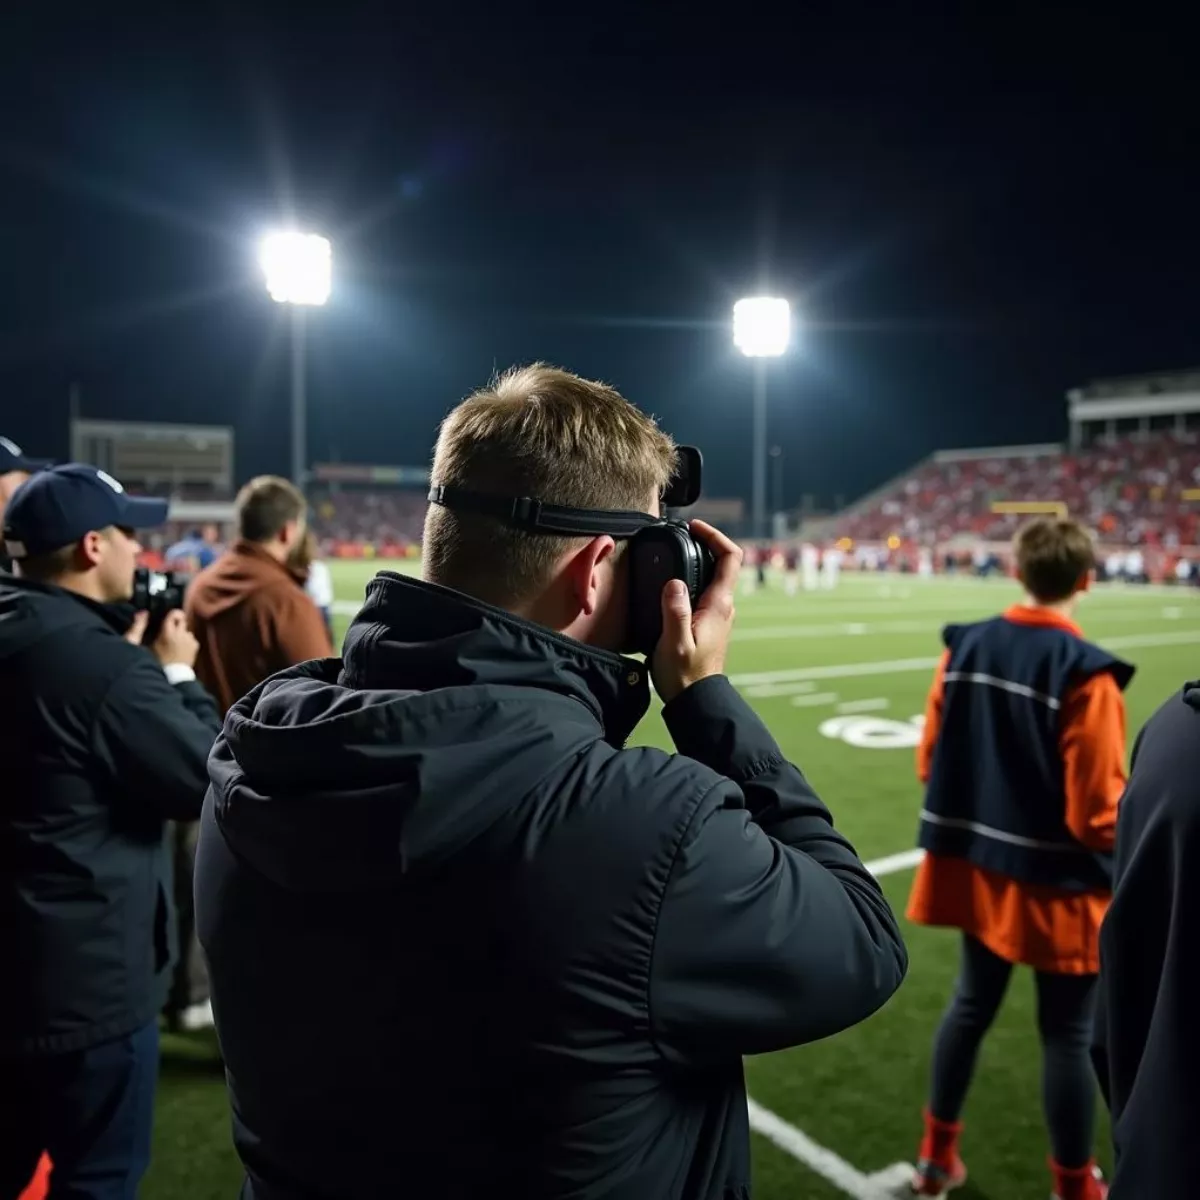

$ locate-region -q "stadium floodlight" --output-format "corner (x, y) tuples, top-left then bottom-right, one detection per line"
(734, 296), (793, 540)
(260, 231), (332, 307)
(733, 296), (790, 359)
(260, 230), (332, 488)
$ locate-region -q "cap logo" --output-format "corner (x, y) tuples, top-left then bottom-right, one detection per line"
(95, 469), (125, 494)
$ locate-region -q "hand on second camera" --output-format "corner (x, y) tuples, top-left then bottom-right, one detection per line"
(151, 610), (199, 670)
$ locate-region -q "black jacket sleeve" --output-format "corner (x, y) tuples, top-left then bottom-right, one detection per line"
(93, 657), (222, 822)
(1092, 688), (1200, 1198)
(648, 675), (908, 1066)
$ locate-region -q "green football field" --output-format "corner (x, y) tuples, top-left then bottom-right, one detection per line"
(145, 565), (1200, 1199)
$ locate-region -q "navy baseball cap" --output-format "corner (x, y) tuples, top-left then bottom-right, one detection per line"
(2, 464), (170, 559)
(0, 436), (52, 475)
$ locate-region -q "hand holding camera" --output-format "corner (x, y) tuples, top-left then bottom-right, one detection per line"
(651, 520), (743, 703)
(151, 609), (200, 669)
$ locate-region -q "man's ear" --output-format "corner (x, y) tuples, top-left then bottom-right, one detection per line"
(564, 536), (617, 618)
(79, 530), (106, 569)
(1077, 569), (1094, 595)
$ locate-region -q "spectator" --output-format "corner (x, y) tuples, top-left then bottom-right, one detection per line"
(1092, 684), (1200, 1197)
(906, 519), (1131, 1200)
(185, 476), (333, 714)
(196, 364), (907, 1200)
(0, 464), (220, 1199)
(306, 486), (427, 548)
(164, 523), (222, 572)
(290, 528), (336, 646)
(835, 433), (1200, 551)
(0, 436), (51, 571)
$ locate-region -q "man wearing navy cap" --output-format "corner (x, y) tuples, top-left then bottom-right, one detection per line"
(0, 464), (221, 1200)
(0, 435), (52, 572)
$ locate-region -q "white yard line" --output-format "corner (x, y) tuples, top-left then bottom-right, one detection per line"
(734, 609), (1200, 641)
(732, 656), (943, 686)
(730, 628), (1200, 687)
(837, 698), (891, 714)
(748, 1098), (909, 1199)
(743, 681), (818, 698)
(744, 847), (923, 1197)
(863, 848), (925, 877)
(790, 692), (841, 708)
(333, 597), (1200, 625)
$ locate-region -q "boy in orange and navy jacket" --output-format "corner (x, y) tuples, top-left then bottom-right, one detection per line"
(907, 519), (1133, 1200)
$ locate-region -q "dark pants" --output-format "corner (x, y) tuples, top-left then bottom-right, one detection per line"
(0, 1022), (159, 1200)
(165, 820), (208, 1019)
(929, 935), (1098, 1168)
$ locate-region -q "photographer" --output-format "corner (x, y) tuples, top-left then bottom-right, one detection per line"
(196, 365), (907, 1200)
(0, 464), (220, 1199)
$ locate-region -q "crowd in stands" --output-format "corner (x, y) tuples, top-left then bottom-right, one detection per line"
(307, 487), (425, 551)
(137, 487), (427, 565)
(839, 433), (1200, 549)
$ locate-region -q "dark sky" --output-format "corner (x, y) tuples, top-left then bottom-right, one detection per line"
(0, 3), (1195, 508)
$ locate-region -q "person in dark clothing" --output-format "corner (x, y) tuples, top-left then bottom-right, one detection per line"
(0, 463), (221, 1200)
(196, 364), (908, 1200)
(1092, 682), (1200, 1198)
(907, 518), (1131, 1200)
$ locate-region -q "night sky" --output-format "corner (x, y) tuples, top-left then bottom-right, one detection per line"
(0, 4), (1194, 509)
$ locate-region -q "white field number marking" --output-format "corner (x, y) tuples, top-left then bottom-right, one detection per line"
(820, 714), (925, 749)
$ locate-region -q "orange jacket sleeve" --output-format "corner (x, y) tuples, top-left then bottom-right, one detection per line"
(1058, 671), (1128, 851)
(916, 651), (949, 784)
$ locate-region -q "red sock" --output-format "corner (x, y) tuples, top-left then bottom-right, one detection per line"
(1049, 1158), (1103, 1200)
(919, 1110), (963, 1169)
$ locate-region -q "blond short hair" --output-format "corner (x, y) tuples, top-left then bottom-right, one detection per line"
(1013, 518), (1096, 603)
(423, 364), (677, 605)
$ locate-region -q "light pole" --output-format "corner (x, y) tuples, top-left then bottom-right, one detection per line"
(733, 296), (791, 540)
(770, 444), (784, 515)
(260, 231), (332, 489)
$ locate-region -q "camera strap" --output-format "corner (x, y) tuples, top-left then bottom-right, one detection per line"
(427, 486), (660, 540)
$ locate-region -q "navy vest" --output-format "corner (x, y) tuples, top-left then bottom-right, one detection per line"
(920, 615), (1134, 892)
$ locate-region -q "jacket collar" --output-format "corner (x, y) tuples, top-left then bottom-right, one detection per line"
(339, 572), (651, 747)
(1, 573), (136, 637)
(1003, 604), (1083, 638)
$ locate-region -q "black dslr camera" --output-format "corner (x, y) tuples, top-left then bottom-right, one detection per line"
(132, 566), (190, 644)
(427, 445), (716, 656)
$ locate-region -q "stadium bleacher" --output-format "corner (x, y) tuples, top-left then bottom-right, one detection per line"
(836, 433), (1200, 549)
(308, 487), (425, 551)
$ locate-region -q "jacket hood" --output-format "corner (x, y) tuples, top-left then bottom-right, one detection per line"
(208, 572), (652, 893)
(0, 575), (129, 661)
(188, 541), (303, 619)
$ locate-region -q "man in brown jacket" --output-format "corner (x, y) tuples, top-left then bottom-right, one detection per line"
(186, 475), (334, 714)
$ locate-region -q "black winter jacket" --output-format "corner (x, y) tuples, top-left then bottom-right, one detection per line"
(197, 572), (907, 1200)
(1093, 682), (1200, 1198)
(0, 575), (220, 1055)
